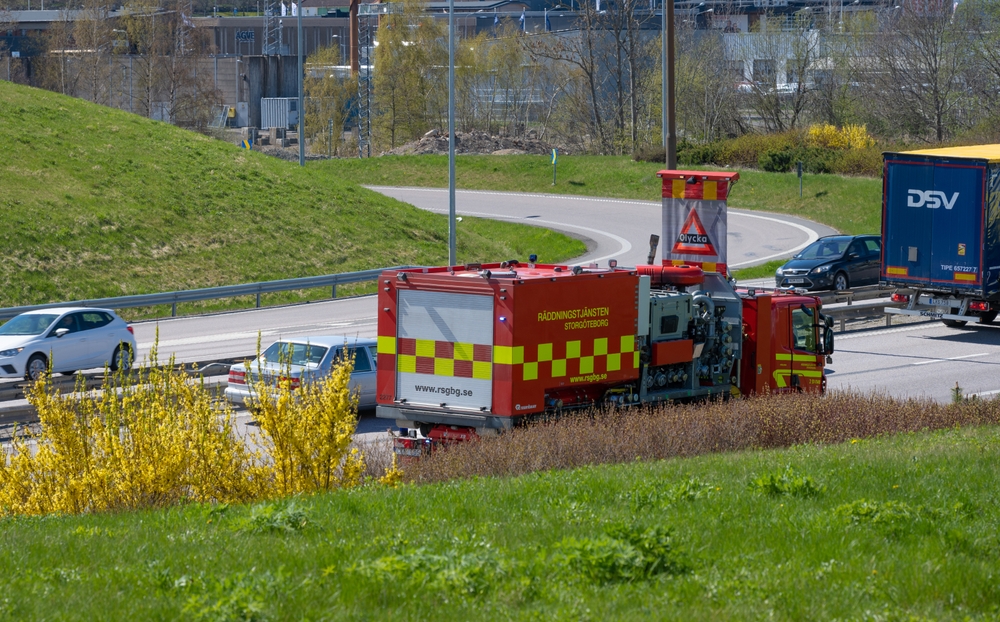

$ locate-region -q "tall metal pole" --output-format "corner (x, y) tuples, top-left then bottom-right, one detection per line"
(298, 3), (305, 166)
(664, 0), (676, 168)
(447, 0), (456, 266)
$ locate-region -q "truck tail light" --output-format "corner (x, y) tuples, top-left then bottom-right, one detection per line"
(891, 293), (910, 303)
(970, 301), (989, 312)
(228, 369), (246, 385)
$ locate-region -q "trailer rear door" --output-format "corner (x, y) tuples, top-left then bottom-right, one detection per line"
(395, 290), (494, 410)
(883, 157), (985, 288)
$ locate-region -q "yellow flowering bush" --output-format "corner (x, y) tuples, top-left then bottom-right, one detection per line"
(807, 123), (875, 150)
(0, 340), (389, 517)
(250, 350), (365, 496)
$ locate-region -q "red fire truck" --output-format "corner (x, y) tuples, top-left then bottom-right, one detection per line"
(375, 171), (834, 453)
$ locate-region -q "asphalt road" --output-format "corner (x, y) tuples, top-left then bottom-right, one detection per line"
(368, 186), (838, 269)
(827, 320), (1000, 402)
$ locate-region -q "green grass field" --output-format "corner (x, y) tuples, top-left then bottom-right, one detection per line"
(1, 424), (996, 620)
(0, 82), (583, 315)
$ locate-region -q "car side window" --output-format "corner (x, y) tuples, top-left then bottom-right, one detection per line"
(864, 239), (881, 256)
(332, 347), (372, 373)
(50, 313), (80, 336)
(80, 312), (112, 331)
(351, 348), (372, 372)
(848, 241), (866, 258)
(367, 346), (378, 370)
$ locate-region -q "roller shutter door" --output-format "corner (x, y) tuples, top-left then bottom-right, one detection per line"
(396, 290), (494, 410)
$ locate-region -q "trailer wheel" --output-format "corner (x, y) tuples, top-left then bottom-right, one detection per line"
(980, 311), (998, 325)
(833, 272), (849, 291)
(942, 319), (967, 328)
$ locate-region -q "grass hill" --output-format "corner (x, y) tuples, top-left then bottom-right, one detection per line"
(0, 421), (996, 620)
(0, 82), (583, 315)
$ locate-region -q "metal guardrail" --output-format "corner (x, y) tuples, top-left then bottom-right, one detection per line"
(0, 266), (419, 321)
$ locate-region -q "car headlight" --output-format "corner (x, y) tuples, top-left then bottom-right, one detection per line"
(811, 265), (832, 275)
(775, 267), (784, 276)
(0, 347), (23, 358)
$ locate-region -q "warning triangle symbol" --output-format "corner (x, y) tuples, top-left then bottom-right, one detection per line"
(672, 209), (718, 256)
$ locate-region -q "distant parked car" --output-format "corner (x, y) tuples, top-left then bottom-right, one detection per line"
(775, 234), (882, 291)
(0, 307), (136, 381)
(225, 335), (378, 409)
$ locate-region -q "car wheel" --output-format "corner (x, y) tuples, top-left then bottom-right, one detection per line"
(833, 272), (849, 291)
(110, 344), (134, 372)
(980, 310), (998, 325)
(942, 319), (967, 328)
(25, 354), (48, 382)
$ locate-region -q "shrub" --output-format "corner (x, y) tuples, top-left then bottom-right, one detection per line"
(0, 350), (265, 515)
(250, 349), (365, 496)
(0, 340), (379, 517)
(758, 149), (794, 173)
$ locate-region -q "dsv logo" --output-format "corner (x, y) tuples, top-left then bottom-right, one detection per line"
(907, 189), (959, 210)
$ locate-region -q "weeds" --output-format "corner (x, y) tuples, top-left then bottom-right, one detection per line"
(236, 501), (309, 534)
(403, 391), (1000, 484)
(556, 524), (688, 584)
(749, 466), (824, 498)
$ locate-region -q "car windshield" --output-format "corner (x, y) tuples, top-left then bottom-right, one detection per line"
(796, 239), (850, 260)
(0, 314), (59, 336)
(260, 342), (328, 367)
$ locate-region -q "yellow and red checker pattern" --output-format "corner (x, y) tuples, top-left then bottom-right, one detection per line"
(657, 170), (739, 201)
(395, 337), (493, 380)
(494, 335), (639, 382)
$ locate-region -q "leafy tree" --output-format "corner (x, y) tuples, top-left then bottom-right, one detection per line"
(304, 44), (353, 156)
(860, 1), (972, 141)
(372, 0), (447, 149)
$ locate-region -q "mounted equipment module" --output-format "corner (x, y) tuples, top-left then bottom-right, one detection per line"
(375, 171), (835, 453)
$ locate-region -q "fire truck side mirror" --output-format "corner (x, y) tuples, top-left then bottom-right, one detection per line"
(823, 328), (835, 355)
(647, 234), (660, 265)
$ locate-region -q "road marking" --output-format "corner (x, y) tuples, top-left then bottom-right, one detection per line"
(384, 203), (634, 263)
(836, 324), (936, 340)
(368, 186), (822, 267)
(911, 352), (990, 366)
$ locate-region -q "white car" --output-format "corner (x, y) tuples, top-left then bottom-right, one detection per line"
(225, 335), (378, 409)
(0, 307), (136, 381)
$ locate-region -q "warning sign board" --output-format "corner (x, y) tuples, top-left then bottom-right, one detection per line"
(662, 198), (727, 270)
(672, 209), (718, 255)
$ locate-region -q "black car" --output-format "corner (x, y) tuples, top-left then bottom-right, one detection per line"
(775, 235), (882, 291)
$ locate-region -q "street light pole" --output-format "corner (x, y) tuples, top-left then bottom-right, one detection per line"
(447, 0), (456, 265)
(297, 1), (304, 166)
(661, 0), (676, 168)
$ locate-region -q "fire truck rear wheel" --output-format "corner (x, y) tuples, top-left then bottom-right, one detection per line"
(942, 319), (967, 328)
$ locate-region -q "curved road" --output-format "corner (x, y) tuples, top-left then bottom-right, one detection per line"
(369, 187), (837, 269)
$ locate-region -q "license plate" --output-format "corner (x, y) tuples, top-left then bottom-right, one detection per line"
(927, 298), (951, 306)
(787, 278), (805, 284)
(394, 448), (424, 457)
